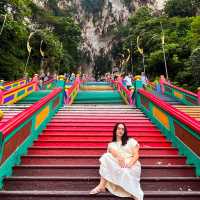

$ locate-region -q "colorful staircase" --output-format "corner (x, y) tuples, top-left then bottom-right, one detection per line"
(149, 90), (200, 122)
(150, 90), (182, 105)
(173, 105), (200, 121)
(0, 90), (52, 126)
(74, 91), (124, 104)
(75, 82), (123, 104)
(81, 82), (113, 91)
(1, 103), (200, 199)
(0, 105), (29, 126)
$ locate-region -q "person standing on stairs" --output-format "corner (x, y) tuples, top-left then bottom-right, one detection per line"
(141, 72), (148, 88)
(124, 73), (133, 90)
(159, 75), (166, 95)
(90, 122), (143, 200)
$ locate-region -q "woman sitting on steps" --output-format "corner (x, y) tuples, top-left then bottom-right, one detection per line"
(89, 122), (144, 200)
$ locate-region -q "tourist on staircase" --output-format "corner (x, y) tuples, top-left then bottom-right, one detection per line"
(90, 122), (143, 200)
(141, 72), (148, 88)
(159, 75), (166, 94)
(124, 73), (133, 90)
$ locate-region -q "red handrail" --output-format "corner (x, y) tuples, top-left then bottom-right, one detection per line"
(0, 88), (62, 138)
(110, 79), (133, 104)
(164, 82), (197, 97)
(138, 89), (200, 134)
(68, 81), (78, 95)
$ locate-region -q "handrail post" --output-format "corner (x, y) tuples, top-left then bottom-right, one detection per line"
(0, 80), (4, 87)
(134, 76), (143, 108)
(57, 75), (66, 105)
(0, 87), (4, 105)
(57, 75), (65, 89)
(0, 109), (4, 120)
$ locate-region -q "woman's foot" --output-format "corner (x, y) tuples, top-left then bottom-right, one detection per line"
(89, 185), (106, 195)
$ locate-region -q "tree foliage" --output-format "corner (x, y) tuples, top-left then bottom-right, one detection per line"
(164, 0), (197, 17)
(0, 0), (82, 80)
(112, 5), (200, 91)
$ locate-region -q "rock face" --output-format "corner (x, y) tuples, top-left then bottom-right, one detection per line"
(32, 0), (166, 69)
(32, 0), (48, 8)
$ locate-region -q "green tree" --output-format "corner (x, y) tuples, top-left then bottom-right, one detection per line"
(0, 18), (28, 80)
(0, 0), (82, 80)
(190, 47), (200, 87)
(164, 0), (196, 17)
(189, 16), (200, 48)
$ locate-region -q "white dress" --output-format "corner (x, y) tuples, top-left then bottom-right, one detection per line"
(99, 138), (144, 200)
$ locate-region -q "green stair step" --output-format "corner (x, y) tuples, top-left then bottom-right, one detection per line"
(17, 90), (51, 104)
(74, 90), (123, 104)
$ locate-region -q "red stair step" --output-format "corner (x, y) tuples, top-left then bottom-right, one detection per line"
(42, 130), (163, 136)
(12, 165), (196, 177)
(28, 147), (180, 156)
(38, 135), (167, 141)
(53, 116), (148, 120)
(46, 123), (155, 127)
(4, 177), (200, 191)
(50, 119), (151, 123)
(43, 127), (161, 134)
(20, 155), (186, 165)
(33, 140), (172, 147)
(55, 114), (145, 117)
(0, 191), (200, 200)
(44, 127), (158, 131)
(57, 111), (140, 114)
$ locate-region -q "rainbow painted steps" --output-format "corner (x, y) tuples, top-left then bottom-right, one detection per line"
(0, 105), (29, 126)
(150, 90), (181, 105)
(149, 90), (200, 121)
(174, 105), (200, 121)
(0, 90), (51, 126)
(1, 105), (200, 200)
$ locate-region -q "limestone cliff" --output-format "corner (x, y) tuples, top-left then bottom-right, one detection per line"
(32, 0), (166, 69)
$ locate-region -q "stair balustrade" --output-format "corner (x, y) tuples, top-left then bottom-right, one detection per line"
(136, 88), (200, 176)
(0, 88), (63, 188)
(110, 79), (133, 105)
(3, 79), (27, 91)
(163, 82), (199, 105)
(0, 82), (38, 105)
(65, 78), (80, 105)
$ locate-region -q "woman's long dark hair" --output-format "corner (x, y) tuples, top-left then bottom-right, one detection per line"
(112, 122), (129, 146)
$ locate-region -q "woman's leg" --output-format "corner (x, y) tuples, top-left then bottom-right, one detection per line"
(99, 176), (107, 188)
(89, 176), (107, 194)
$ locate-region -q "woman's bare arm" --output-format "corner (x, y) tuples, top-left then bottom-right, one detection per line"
(108, 146), (126, 167)
(126, 144), (139, 168)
